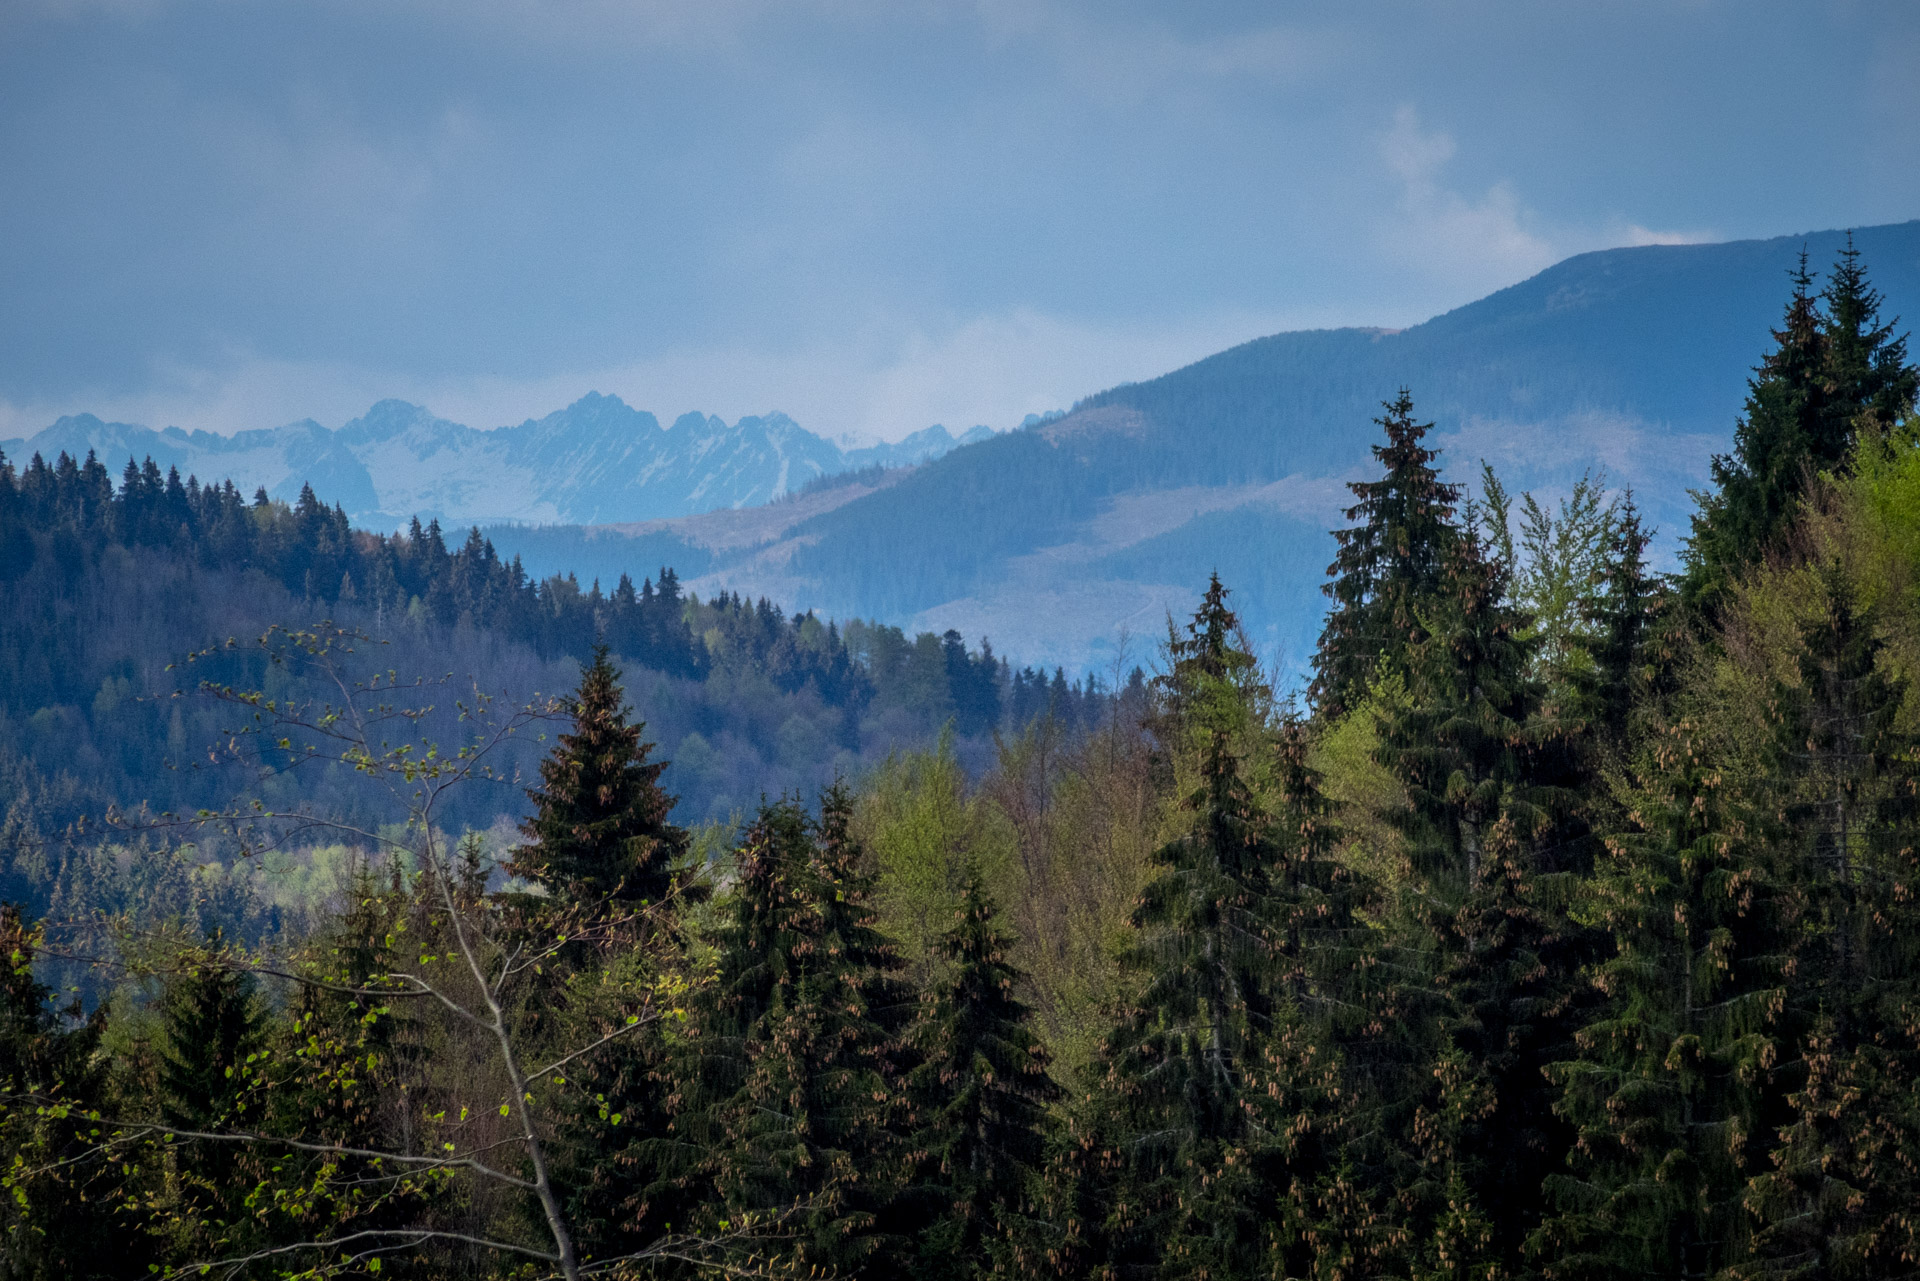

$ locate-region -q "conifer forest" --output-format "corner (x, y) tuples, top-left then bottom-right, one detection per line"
(6, 244), (1920, 1281)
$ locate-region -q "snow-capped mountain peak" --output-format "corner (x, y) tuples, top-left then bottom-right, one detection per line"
(0, 396), (996, 530)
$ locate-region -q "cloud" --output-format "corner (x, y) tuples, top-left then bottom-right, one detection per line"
(1374, 106), (1717, 295)
(0, 0), (1899, 450)
(1375, 106), (1560, 290)
(1619, 224), (1716, 247)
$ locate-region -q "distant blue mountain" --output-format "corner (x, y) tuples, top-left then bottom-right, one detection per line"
(12, 221), (1918, 677)
(0, 394), (992, 529)
(503, 221), (1920, 675)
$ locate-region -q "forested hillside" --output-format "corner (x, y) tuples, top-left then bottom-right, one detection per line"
(0, 450), (1118, 949)
(4, 240), (1920, 1281)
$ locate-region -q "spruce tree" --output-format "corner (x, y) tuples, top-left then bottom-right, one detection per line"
(155, 942), (270, 1257)
(677, 791), (915, 1278)
(1744, 568), (1920, 1280)
(1094, 578), (1294, 1277)
(1570, 496), (1661, 748)
(1534, 714), (1794, 1281)
(0, 907), (135, 1281)
(1312, 389), (1461, 721)
(1368, 522), (1592, 1280)
(513, 643), (688, 905)
(1820, 233), (1917, 446)
(158, 948), (265, 1138)
(1258, 718), (1383, 1281)
(1686, 244), (1916, 608)
(1686, 255), (1831, 605)
(266, 868), (429, 1256)
(905, 867), (1060, 1279)
(1376, 526), (1545, 895)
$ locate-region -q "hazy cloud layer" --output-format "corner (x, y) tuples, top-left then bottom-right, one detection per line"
(1, 0), (1913, 442)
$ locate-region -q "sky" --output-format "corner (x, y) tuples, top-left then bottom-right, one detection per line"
(1, 0), (1916, 443)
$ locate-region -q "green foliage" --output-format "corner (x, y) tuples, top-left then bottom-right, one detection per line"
(0, 907), (139, 1281)
(855, 730), (1014, 988)
(906, 868), (1060, 1279)
(976, 712), (1158, 1082)
(1687, 241), (1920, 609)
(511, 643), (689, 906)
(1311, 389), (1461, 721)
(1535, 713), (1795, 1281)
(673, 791), (916, 1278)
(1509, 468), (1620, 692)
(1741, 567), (1920, 1281)
(10, 245), (1920, 1281)
(1570, 497), (1663, 747)
(1093, 581), (1290, 1275)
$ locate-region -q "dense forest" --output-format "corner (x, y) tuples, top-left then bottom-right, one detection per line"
(4, 240), (1920, 1281)
(0, 455), (1116, 941)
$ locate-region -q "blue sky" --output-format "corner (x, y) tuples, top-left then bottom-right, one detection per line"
(2, 0), (1915, 442)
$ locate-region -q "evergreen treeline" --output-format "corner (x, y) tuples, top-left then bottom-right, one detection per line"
(0, 450), (1118, 931)
(5, 241), (1920, 1281)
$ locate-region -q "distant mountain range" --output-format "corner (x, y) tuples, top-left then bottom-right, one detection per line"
(483, 220), (1920, 675)
(11, 220), (1919, 678)
(0, 394), (994, 528)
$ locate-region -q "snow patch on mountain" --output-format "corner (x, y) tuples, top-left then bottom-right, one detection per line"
(0, 394), (996, 531)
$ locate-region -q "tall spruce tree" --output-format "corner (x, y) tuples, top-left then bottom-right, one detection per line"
(676, 791), (915, 1279)
(1570, 496), (1661, 748)
(1092, 578), (1296, 1277)
(1820, 234), (1918, 446)
(906, 867), (1060, 1279)
(515, 642), (704, 1268)
(1686, 255), (1832, 606)
(513, 643), (688, 905)
(1686, 244), (1916, 608)
(1744, 568), (1920, 1280)
(1534, 713), (1794, 1281)
(1311, 389), (1461, 721)
(265, 867), (431, 1262)
(158, 948), (265, 1139)
(1366, 520), (1595, 1280)
(154, 942), (270, 1259)
(1257, 718), (1383, 1281)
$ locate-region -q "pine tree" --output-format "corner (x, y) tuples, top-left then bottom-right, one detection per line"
(1258, 719), (1385, 1281)
(1744, 568), (1920, 1280)
(1686, 244), (1916, 608)
(154, 941), (270, 1258)
(676, 792), (915, 1278)
(1570, 496), (1661, 748)
(158, 947), (265, 1138)
(512, 643), (688, 906)
(1312, 389), (1462, 721)
(0, 907), (136, 1281)
(1366, 524), (1591, 1280)
(1686, 255), (1832, 605)
(1534, 714), (1793, 1281)
(1820, 233), (1918, 446)
(906, 867), (1061, 1279)
(1377, 528), (1543, 892)
(265, 867), (430, 1256)
(1093, 578), (1294, 1277)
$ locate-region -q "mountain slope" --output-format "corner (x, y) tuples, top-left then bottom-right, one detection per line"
(1, 394), (991, 529)
(502, 221), (1920, 673)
